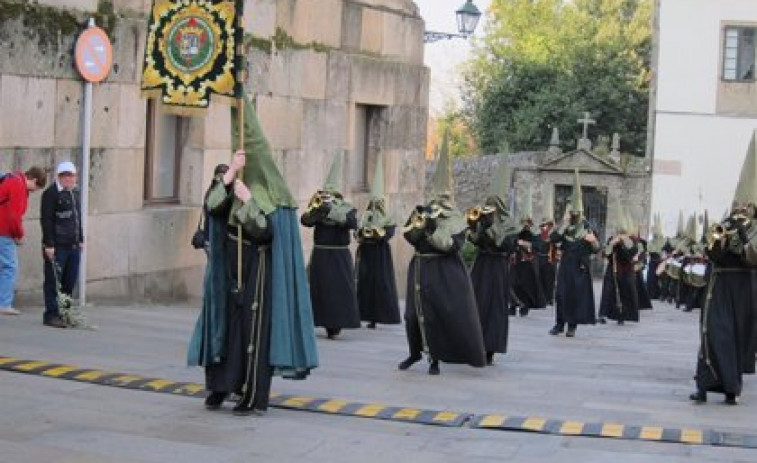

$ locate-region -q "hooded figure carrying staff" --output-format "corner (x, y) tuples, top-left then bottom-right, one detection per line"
(188, 96), (319, 416)
(398, 131), (486, 375)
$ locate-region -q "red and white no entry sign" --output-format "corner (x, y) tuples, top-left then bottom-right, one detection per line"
(75, 26), (113, 83)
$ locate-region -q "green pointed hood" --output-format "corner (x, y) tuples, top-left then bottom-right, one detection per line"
(231, 96), (296, 214)
(519, 185), (533, 222)
(676, 210), (685, 238)
(323, 151), (343, 193)
(570, 169), (584, 214)
(733, 129), (757, 207)
(429, 129), (453, 201)
(487, 155), (512, 202)
(370, 154), (385, 200)
(686, 214), (697, 242)
(654, 213), (663, 238)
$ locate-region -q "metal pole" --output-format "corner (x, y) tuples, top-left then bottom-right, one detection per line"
(79, 17), (95, 307)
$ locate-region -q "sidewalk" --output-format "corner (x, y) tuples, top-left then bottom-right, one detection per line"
(1, 295), (756, 462)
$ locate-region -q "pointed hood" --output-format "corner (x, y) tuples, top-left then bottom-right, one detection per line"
(654, 213), (663, 238)
(570, 168), (584, 214)
(323, 151), (343, 193)
(676, 210), (685, 238)
(429, 129), (454, 201)
(370, 154), (385, 200)
(519, 185), (533, 222)
(541, 186), (554, 224)
(701, 210), (709, 244)
(487, 155), (512, 201)
(686, 214), (697, 242)
(733, 129), (757, 207)
(231, 95), (296, 214)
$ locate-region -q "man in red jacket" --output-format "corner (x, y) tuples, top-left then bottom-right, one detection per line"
(0, 166), (47, 315)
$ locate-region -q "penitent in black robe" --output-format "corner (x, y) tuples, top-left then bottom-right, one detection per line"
(533, 233), (556, 305)
(646, 252), (662, 300)
(356, 226), (401, 325)
(510, 230), (547, 314)
(469, 221), (517, 355)
(694, 248), (756, 397)
(302, 207), (361, 331)
(204, 195), (275, 412)
(404, 229), (486, 367)
(598, 237), (640, 323)
(551, 223), (599, 327)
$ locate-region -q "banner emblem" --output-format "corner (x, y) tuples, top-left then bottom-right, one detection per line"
(141, 0), (239, 116)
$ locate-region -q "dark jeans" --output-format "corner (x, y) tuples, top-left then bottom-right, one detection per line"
(43, 246), (80, 320)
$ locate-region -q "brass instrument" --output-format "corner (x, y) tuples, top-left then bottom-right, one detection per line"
(306, 192), (334, 213)
(361, 227), (386, 239)
(402, 204), (442, 233)
(706, 214), (749, 249)
(465, 205), (495, 227)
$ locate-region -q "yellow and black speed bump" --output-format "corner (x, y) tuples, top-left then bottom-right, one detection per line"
(3, 355), (757, 448)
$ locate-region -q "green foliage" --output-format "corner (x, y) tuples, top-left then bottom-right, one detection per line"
(463, 0), (652, 155)
(434, 108), (478, 158)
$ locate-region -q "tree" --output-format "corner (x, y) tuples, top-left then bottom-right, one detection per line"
(463, 0), (652, 155)
(428, 102), (478, 158)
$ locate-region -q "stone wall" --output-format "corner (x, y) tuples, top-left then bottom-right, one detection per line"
(1, 0), (428, 304)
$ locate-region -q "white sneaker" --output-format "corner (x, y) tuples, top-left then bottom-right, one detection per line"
(0, 307), (21, 315)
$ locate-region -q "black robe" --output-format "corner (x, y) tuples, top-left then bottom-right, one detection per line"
(404, 226), (486, 367)
(551, 223), (599, 327)
(646, 252), (662, 299)
(205, 199), (275, 412)
(634, 239), (653, 309)
(356, 226), (401, 325)
(510, 229), (547, 314)
(302, 207), (360, 330)
(469, 222), (517, 354)
(533, 233), (556, 305)
(598, 237), (640, 322)
(695, 248), (756, 396)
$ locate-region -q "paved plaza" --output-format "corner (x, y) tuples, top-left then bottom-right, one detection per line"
(1, 286), (756, 462)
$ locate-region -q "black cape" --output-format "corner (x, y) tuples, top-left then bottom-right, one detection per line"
(551, 224), (598, 326)
(598, 237), (640, 322)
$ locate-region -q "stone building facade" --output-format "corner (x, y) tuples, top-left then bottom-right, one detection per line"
(1, 0), (428, 304)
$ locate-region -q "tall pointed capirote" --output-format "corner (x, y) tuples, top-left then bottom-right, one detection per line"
(370, 154), (385, 200)
(323, 151), (343, 193)
(570, 168), (584, 214)
(676, 210), (684, 237)
(429, 128), (453, 200)
(487, 155), (512, 202)
(733, 129), (757, 207)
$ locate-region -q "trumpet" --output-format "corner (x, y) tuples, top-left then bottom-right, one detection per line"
(306, 192), (334, 212)
(361, 227), (386, 239)
(466, 205), (495, 227)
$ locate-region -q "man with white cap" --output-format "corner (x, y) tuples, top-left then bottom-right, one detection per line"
(40, 160), (83, 328)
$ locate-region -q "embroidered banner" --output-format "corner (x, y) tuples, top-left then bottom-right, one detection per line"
(141, 0), (241, 116)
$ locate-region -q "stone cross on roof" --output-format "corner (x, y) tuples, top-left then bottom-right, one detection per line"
(576, 111), (596, 151)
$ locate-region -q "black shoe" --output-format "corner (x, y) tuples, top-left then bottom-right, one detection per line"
(549, 325), (563, 336)
(724, 393), (738, 405)
(519, 308), (528, 317)
(565, 327), (576, 337)
(43, 316), (67, 329)
(428, 361), (440, 375)
(508, 306), (516, 316)
(398, 355), (422, 370)
(326, 328), (341, 339)
(365, 322), (376, 329)
(232, 402), (255, 416)
(485, 352), (494, 366)
(598, 317), (607, 324)
(617, 319), (624, 326)
(204, 392), (227, 410)
(689, 390), (707, 403)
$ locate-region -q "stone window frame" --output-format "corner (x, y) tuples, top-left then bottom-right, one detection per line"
(350, 103), (386, 193)
(143, 100), (186, 205)
(721, 25), (756, 82)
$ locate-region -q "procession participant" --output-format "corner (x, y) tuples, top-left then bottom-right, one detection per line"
(598, 208), (639, 325)
(355, 156), (400, 329)
(534, 200), (557, 307)
(301, 153), (360, 339)
(509, 186), (546, 317)
(399, 131), (486, 375)
(646, 213), (665, 300)
(466, 158), (520, 365)
(188, 97), (318, 415)
(549, 169), (600, 337)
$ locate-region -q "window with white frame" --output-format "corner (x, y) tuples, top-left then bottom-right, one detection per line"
(723, 27), (755, 81)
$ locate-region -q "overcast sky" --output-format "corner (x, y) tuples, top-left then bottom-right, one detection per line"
(414, 0), (493, 115)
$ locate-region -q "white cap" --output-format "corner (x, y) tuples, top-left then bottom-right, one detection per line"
(56, 161), (77, 175)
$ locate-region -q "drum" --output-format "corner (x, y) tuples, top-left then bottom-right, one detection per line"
(684, 263), (708, 288)
(665, 260), (682, 280)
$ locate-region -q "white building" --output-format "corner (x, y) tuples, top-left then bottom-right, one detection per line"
(651, 0), (757, 234)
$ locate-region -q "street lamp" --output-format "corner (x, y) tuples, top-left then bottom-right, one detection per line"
(424, 0), (482, 43)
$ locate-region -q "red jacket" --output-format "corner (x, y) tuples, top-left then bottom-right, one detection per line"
(0, 172), (29, 240)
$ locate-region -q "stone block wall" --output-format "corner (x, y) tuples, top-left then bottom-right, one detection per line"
(1, 0), (428, 304)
